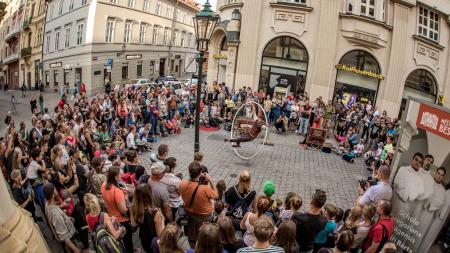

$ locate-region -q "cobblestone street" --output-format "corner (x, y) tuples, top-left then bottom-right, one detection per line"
(146, 127), (364, 211)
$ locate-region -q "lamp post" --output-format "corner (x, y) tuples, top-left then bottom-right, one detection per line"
(193, 0), (218, 153)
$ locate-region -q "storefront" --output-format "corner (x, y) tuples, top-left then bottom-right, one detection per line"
(399, 69), (437, 118)
(333, 50), (383, 107)
(259, 36), (308, 98)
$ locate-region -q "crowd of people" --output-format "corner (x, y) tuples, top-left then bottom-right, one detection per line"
(0, 80), (404, 253)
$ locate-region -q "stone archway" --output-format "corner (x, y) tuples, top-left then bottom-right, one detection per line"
(207, 28), (227, 86)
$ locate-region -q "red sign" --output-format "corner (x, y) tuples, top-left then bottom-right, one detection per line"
(416, 103), (450, 141)
(256, 92), (265, 98)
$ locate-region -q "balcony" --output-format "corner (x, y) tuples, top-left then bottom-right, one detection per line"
(23, 16), (32, 30)
(5, 26), (20, 42)
(21, 47), (31, 58)
(3, 52), (20, 64)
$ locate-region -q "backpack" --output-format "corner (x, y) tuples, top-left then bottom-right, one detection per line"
(93, 213), (126, 253)
(227, 187), (250, 221)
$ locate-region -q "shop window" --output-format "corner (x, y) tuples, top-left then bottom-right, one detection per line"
(418, 6), (439, 42)
(54, 71), (59, 86)
(45, 72), (50, 86)
(137, 62), (142, 77)
(122, 65), (128, 80)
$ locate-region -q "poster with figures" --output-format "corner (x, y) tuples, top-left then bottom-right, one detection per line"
(390, 98), (450, 253)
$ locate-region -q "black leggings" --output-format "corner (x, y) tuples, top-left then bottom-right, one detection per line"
(71, 204), (89, 249)
(120, 220), (134, 253)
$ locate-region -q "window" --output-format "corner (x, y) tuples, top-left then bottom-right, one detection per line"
(152, 26), (158, 44)
(54, 70), (59, 86)
(172, 31), (177, 46)
(163, 29), (169, 45)
(187, 33), (192, 48)
(418, 6), (439, 42)
(278, 0), (306, 3)
(166, 5), (172, 18)
(105, 18), (115, 43)
(45, 72), (49, 86)
(122, 65), (128, 80)
(137, 62), (142, 77)
(181, 32), (185, 47)
(143, 0), (149, 12)
(360, 0), (375, 18)
(150, 61), (155, 74)
(124, 21), (132, 43)
(139, 24), (146, 43)
(76, 22), (84, 45)
(69, 0), (74, 10)
(64, 26), (71, 48)
(347, 0), (353, 13)
(175, 9), (180, 21)
(48, 4), (54, 19)
(155, 0), (161, 15)
(81, 0), (87, 5)
(58, 0), (64, 15)
(127, 0), (134, 8)
(54, 30), (60, 50)
(110, 0), (118, 3)
(45, 32), (51, 52)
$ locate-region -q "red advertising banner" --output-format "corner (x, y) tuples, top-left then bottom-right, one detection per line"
(416, 103), (450, 141)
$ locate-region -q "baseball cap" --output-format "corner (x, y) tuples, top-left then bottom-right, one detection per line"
(263, 180), (276, 196)
(151, 162), (166, 175)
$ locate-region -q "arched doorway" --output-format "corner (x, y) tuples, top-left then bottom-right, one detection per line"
(259, 36), (308, 98)
(399, 69), (437, 118)
(333, 50), (382, 108)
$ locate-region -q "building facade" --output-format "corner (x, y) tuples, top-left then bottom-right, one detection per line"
(208, 0), (450, 117)
(0, 0), (25, 89)
(42, 0), (199, 95)
(20, 0), (45, 90)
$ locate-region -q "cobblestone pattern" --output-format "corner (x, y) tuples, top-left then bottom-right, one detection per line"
(143, 128), (364, 211)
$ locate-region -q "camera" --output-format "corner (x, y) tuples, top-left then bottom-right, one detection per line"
(199, 175), (208, 185)
(358, 179), (376, 191)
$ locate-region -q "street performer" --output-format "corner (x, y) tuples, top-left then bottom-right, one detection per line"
(224, 117), (264, 147)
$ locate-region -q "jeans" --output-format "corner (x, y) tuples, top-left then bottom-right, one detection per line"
(168, 109), (176, 120)
(298, 117), (309, 135)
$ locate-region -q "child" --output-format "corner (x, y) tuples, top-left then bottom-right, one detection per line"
(279, 195), (302, 222)
(83, 193), (124, 238)
(153, 224), (184, 253)
(355, 139), (365, 156)
(313, 203), (337, 252)
(212, 200), (225, 223)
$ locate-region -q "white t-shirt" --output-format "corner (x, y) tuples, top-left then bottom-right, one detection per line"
(27, 160), (40, 180)
(126, 132), (136, 149)
(359, 181), (392, 206)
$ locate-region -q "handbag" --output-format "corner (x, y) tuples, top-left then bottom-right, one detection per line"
(176, 183), (201, 227)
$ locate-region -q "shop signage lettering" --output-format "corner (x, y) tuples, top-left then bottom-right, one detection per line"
(213, 53), (228, 59)
(49, 62), (62, 68)
(416, 103), (450, 141)
(126, 54), (142, 60)
(335, 64), (384, 80)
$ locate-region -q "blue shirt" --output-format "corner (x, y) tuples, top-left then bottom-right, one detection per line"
(314, 220), (336, 244)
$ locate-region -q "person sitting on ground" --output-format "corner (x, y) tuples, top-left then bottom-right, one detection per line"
(279, 194), (302, 222)
(240, 196), (271, 247)
(218, 216), (246, 253)
(274, 220), (300, 253)
(275, 113), (288, 134)
(292, 190), (328, 253)
(237, 215), (284, 253)
(43, 183), (81, 253)
(313, 203), (338, 252)
(317, 230), (355, 253)
(187, 223), (228, 253)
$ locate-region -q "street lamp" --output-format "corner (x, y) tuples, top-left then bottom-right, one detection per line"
(193, 0), (218, 153)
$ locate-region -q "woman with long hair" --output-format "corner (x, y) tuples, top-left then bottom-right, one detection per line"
(51, 145), (65, 171)
(240, 196), (271, 246)
(351, 204), (376, 252)
(84, 193), (124, 238)
(130, 183), (165, 253)
(341, 206), (362, 232)
(101, 165), (134, 253)
(157, 223), (184, 253)
(225, 170), (257, 230)
(48, 164), (89, 251)
(218, 216), (245, 253)
(187, 223), (227, 253)
(275, 220), (300, 253)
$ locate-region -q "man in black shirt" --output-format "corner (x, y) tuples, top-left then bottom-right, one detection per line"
(292, 190), (328, 253)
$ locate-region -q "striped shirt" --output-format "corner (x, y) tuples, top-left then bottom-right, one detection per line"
(237, 245), (284, 253)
